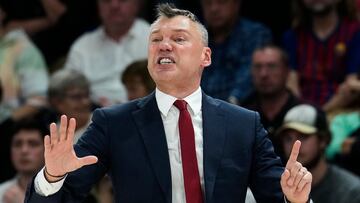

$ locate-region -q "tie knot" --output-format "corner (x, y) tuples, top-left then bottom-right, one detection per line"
(174, 100), (188, 111)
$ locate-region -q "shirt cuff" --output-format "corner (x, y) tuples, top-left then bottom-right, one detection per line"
(34, 167), (67, 196)
(284, 196), (313, 203)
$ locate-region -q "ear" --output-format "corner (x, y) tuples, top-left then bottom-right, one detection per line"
(201, 47), (211, 68)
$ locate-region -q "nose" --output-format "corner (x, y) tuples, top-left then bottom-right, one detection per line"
(159, 40), (172, 52)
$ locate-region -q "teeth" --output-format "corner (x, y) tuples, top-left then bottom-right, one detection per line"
(159, 58), (174, 64)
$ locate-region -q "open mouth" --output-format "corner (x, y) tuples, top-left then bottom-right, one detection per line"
(157, 57), (175, 64)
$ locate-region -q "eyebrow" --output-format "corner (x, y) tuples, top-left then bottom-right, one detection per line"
(150, 28), (192, 35)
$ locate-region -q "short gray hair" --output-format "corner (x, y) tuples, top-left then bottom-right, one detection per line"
(151, 3), (209, 46)
(48, 69), (90, 99)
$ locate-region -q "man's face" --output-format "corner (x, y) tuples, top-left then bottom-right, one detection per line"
(55, 87), (91, 124)
(281, 129), (325, 169)
(302, 0), (338, 15)
(251, 48), (288, 96)
(124, 76), (149, 100)
(98, 0), (139, 29)
(148, 16), (211, 91)
(11, 130), (44, 175)
(201, 0), (240, 30)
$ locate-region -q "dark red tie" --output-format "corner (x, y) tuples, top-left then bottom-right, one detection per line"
(174, 100), (203, 203)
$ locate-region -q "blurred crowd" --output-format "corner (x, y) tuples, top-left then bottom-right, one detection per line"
(0, 0), (360, 203)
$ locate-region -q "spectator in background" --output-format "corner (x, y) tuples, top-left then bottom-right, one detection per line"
(1, 0), (99, 67)
(0, 118), (47, 203)
(48, 69), (93, 143)
(65, 0), (149, 107)
(241, 45), (302, 161)
(0, 4), (49, 125)
(121, 59), (155, 101)
(278, 104), (360, 203)
(283, 0), (360, 108)
(200, 0), (272, 104)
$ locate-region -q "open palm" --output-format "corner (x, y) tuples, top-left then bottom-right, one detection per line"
(44, 115), (98, 180)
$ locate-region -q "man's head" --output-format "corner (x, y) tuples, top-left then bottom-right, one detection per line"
(122, 59), (155, 100)
(148, 4), (211, 94)
(98, 0), (140, 32)
(277, 104), (331, 170)
(48, 69), (91, 126)
(292, 0), (356, 27)
(251, 45), (290, 97)
(201, 0), (240, 31)
(11, 119), (48, 176)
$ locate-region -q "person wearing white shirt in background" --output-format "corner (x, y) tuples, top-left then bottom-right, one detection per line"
(65, 0), (149, 107)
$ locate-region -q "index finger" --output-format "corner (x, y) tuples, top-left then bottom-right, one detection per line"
(286, 140), (301, 169)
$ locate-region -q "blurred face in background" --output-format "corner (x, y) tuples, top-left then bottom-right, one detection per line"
(251, 48), (289, 97)
(302, 0), (339, 15)
(124, 76), (149, 100)
(98, 0), (139, 30)
(281, 129), (326, 170)
(11, 130), (44, 175)
(201, 0), (240, 31)
(55, 87), (91, 128)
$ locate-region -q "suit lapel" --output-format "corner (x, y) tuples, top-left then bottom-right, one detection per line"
(132, 93), (172, 203)
(202, 94), (227, 202)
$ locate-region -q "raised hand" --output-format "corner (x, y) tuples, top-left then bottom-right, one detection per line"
(44, 115), (98, 182)
(281, 140), (312, 203)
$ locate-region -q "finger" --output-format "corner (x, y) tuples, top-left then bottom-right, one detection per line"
(66, 118), (77, 143)
(44, 135), (51, 152)
(78, 155), (98, 168)
(50, 123), (59, 144)
(280, 169), (291, 189)
(59, 115), (68, 141)
(288, 162), (302, 186)
(297, 173), (312, 192)
(286, 140), (301, 169)
(293, 167), (307, 188)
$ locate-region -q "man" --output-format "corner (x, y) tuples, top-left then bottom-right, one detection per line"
(242, 45), (302, 161)
(0, 119), (47, 203)
(25, 4), (312, 203)
(278, 104), (360, 203)
(65, 0), (149, 106)
(47, 69), (93, 143)
(200, 0), (272, 104)
(283, 0), (360, 108)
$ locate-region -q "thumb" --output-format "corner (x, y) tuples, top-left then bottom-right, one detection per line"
(78, 155), (98, 167)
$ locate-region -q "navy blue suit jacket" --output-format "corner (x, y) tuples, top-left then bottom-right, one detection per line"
(25, 92), (285, 203)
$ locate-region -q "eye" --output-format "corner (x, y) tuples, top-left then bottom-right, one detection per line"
(151, 37), (161, 43)
(174, 37), (185, 43)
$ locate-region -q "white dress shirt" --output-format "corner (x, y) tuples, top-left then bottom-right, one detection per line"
(65, 19), (150, 105)
(34, 87), (204, 203)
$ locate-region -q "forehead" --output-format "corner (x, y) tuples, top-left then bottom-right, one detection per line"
(253, 48), (283, 63)
(13, 130), (43, 142)
(151, 16), (197, 34)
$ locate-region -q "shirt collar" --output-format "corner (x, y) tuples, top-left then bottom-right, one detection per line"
(155, 87), (202, 117)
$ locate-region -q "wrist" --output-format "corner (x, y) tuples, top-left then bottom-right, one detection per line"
(44, 167), (67, 183)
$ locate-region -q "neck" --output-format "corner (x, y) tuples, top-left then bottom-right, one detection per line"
(75, 114), (90, 131)
(104, 22), (133, 42)
(309, 158), (328, 186)
(157, 85), (199, 99)
(259, 89), (289, 120)
(17, 173), (33, 191)
(312, 10), (339, 39)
